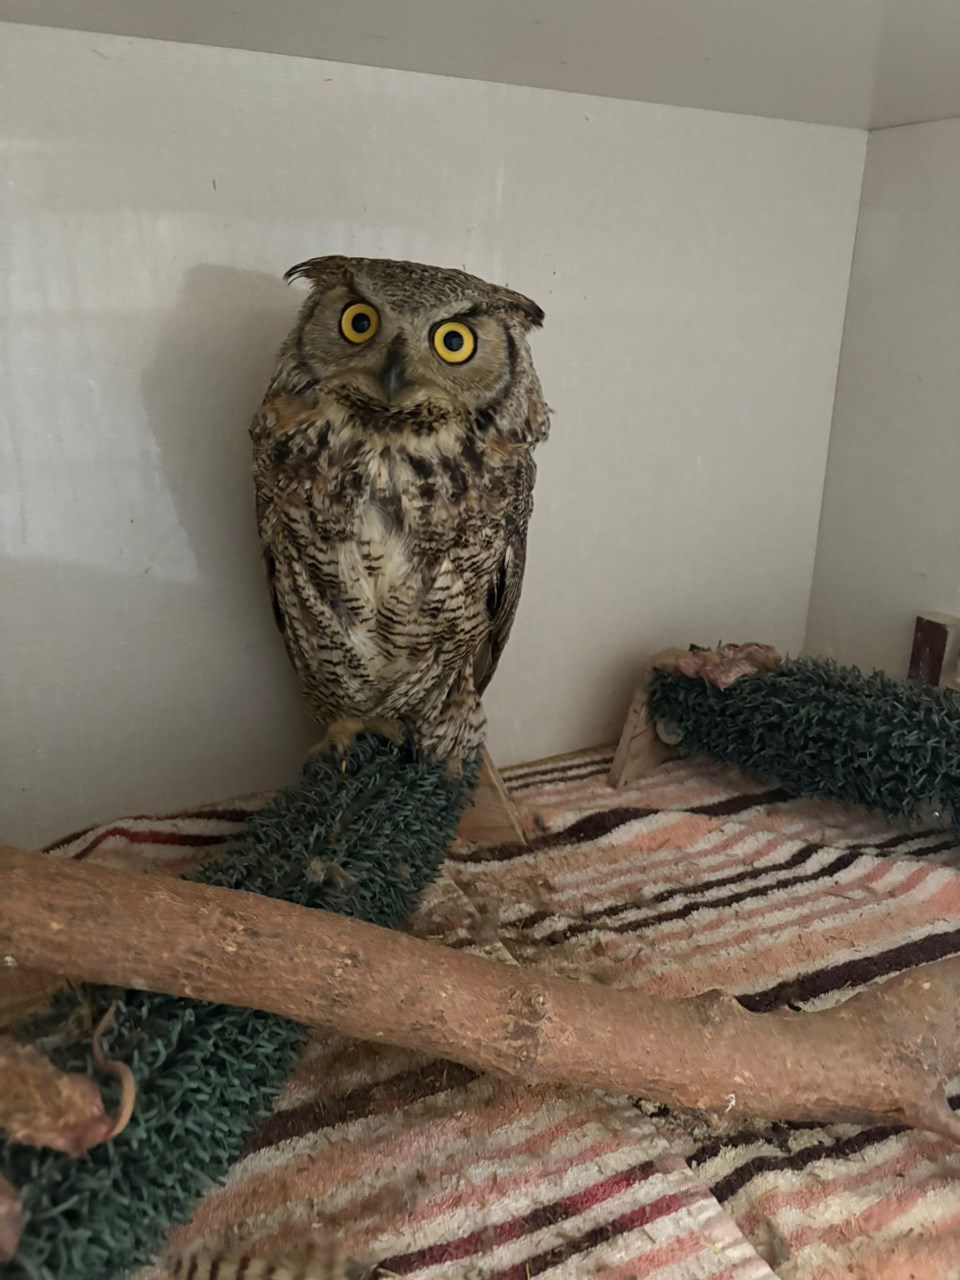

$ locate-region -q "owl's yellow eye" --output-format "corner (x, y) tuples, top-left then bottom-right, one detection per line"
(340, 302), (380, 344)
(432, 321), (476, 365)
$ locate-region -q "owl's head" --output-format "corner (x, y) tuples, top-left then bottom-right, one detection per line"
(282, 255), (545, 431)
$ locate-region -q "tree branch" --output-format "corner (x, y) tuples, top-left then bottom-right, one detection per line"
(2, 847), (959, 1142)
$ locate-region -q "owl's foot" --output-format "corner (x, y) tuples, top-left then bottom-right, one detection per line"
(309, 715), (406, 761)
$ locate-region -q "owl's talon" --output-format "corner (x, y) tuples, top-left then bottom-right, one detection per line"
(309, 715), (406, 762)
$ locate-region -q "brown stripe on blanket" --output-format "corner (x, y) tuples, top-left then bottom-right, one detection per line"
(246, 1060), (480, 1153)
(450, 788), (794, 866)
(696, 1116), (936, 1203)
(502, 751), (614, 787)
(739, 924), (960, 1012)
(693, 787), (794, 816)
(529, 847), (865, 948)
(693, 1087), (960, 1204)
(502, 841), (830, 941)
(708, 1124), (906, 1203)
(874, 827), (954, 851)
(448, 806), (658, 863)
(871, 833), (960, 861)
(686, 1117), (828, 1169)
(897, 837), (960, 861)
(507, 763), (612, 793)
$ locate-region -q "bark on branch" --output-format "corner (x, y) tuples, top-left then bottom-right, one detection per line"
(2, 847), (960, 1142)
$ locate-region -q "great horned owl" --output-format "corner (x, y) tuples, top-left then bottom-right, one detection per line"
(250, 255), (549, 763)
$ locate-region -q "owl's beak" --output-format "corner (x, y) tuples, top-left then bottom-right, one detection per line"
(380, 336), (411, 403)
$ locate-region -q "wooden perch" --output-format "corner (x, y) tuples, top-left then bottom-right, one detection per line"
(2, 848), (960, 1143)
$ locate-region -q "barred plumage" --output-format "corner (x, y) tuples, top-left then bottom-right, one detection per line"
(168, 1238), (366, 1279)
(251, 256), (549, 761)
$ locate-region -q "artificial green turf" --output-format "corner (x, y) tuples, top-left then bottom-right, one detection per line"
(3, 733), (478, 1279)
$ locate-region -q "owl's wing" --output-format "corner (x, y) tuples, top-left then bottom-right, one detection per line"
(473, 453), (535, 696)
(262, 548), (287, 637)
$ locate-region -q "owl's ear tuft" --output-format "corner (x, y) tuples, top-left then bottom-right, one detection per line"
(284, 256), (354, 291)
(498, 288), (545, 331)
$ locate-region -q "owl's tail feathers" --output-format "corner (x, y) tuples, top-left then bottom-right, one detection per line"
(412, 668), (488, 772)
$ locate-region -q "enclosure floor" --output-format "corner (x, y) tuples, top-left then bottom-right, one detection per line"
(51, 749), (960, 1280)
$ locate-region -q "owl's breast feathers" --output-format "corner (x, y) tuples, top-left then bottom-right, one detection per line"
(251, 390), (537, 757)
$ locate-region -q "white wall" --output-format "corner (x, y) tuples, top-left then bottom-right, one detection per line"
(1, 23), (865, 845)
(6, 0), (960, 129)
(806, 119), (960, 674)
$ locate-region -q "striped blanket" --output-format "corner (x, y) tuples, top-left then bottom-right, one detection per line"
(44, 750), (960, 1279)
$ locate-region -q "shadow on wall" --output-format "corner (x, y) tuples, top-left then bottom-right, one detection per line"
(141, 263), (296, 584)
(4, 265), (319, 847)
(135, 260), (320, 759)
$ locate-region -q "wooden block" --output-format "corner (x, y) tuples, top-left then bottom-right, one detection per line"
(608, 684), (674, 789)
(909, 612), (960, 688)
(456, 750), (526, 846)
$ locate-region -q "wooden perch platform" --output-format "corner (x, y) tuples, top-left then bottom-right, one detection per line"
(456, 750), (525, 845)
(3, 847), (960, 1143)
(609, 650), (692, 788)
(910, 612), (960, 692)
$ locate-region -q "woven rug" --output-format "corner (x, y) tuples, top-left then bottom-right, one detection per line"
(37, 750), (960, 1279)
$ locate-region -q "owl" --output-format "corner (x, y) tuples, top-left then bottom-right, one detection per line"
(250, 255), (549, 764)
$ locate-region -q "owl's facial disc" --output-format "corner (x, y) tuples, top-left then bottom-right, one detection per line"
(299, 283), (514, 420)
(380, 334), (413, 402)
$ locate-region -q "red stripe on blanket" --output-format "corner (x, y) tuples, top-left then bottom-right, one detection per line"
(44, 809), (254, 855)
(375, 1160), (663, 1273)
(491, 1191), (691, 1279)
